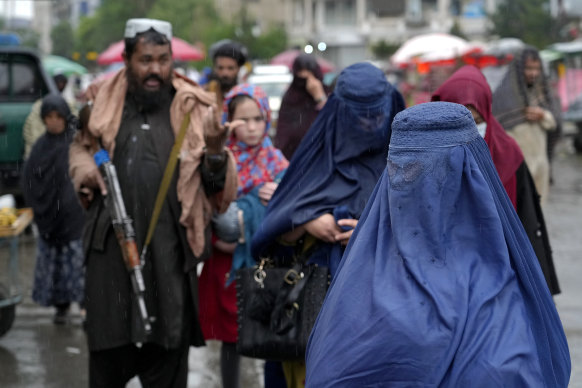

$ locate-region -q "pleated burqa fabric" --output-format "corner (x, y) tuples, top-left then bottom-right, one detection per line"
(306, 102), (570, 388)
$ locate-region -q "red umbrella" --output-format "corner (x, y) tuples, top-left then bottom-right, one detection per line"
(270, 49), (335, 74)
(97, 37), (204, 65)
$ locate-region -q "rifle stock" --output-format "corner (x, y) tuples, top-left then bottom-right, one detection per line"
(208, 79), (223, 107)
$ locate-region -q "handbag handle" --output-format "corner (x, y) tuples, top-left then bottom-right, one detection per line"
(271, 263), (316, 335)
(284, 264), (315, 306)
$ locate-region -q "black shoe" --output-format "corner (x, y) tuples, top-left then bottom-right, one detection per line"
(53, 308), (68, 325)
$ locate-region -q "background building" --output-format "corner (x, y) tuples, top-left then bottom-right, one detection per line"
(33, 0), (101, 54)
(284, 0), (498, 68)
(0, 0), (32, 30)
(215, 0), (286, 32)
(552, 0), (582, 16)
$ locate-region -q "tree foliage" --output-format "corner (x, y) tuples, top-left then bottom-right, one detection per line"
(489, 0), (558, 48)
(73, 0), (286, 67)
(16, 28), (39, 49)
(75, 0), (156, 64)
(147, 0), (235, 67)
(148, 0), (287, 63)
(51, 21), (75, 58)
(148, 0), (220, 43)
(449, 20), (467, 41)
(234, 6), (288, 62)
(248, 25), (288, 61)
(370, 40), (400, 60)
(0, 17), (40, 49)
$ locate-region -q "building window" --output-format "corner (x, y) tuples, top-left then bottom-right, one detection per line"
(12, 62), (37, 99)
(422, 0), (438, 11)
(405, 0), (440, 25)
(80, 1), (89, 16)
(461, 0), (486, 18)
(0, 62), (8, 97)
(450, 0), (462, 16)
(367, 0), (405, 17)
(406, 0), (423, 23)
(324, 0), (356, 26)
(293, 0), (304, 25)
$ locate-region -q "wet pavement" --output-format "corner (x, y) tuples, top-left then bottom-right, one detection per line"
(0, 137), (581, 387)
(545, 138), (582, 387)
(0, 233), (264, 388)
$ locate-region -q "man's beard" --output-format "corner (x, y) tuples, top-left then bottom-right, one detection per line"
(219, 76), (237, 94)
(126, 67), (172, 112)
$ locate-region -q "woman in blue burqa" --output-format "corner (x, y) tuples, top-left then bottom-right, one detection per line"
(251, 62), (405, 387)
(305, 102), (570, 387)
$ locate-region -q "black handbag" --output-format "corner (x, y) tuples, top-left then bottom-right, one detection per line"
(235, 257), (330, 360)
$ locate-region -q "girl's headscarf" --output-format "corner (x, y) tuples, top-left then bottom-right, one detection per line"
(305, 102), (570, 388)
(432, 65), (524, 207)
(275, 54), (325, 159)
(222, 83), (288, 197)
(252, 62), (406, 259)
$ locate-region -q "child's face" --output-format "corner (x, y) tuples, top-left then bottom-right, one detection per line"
(44, 111), (66, 135)
(232, 98), (265, 147)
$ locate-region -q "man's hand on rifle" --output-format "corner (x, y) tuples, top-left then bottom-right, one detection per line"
(79, 168), (107, 208)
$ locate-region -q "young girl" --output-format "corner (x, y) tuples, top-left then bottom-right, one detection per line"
(198, 84), (288, 388)
(22, 94), (85, 324)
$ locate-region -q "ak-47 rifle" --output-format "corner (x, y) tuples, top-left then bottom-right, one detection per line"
(77, 103), (154, 334)
(93, 149), (154, 334)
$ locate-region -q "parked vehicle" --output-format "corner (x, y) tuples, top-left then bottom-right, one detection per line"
(542, 41), (582, 152)
(0, 47), (57, 196)
(245, 64), (293, 137)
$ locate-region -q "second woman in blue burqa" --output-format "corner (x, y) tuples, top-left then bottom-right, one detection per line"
(251, 62), (406, 387)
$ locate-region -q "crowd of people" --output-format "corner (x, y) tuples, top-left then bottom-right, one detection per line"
(19, 16), (572, 388)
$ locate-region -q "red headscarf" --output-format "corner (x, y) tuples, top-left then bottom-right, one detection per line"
(432, 65), (523, 208)
(222, 83), (289, 197)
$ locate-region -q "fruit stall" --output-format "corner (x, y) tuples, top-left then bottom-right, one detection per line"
(0, 205), (33, 337)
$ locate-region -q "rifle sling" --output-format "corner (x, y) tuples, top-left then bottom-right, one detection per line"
(141, 114), (191, 258)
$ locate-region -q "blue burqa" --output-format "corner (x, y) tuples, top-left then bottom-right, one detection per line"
(305, 102), (570, 387)
(251, 62), (405, 275)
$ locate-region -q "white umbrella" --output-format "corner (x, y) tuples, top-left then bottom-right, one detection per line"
(482, 38), (525, 57)
(418, 41), (487, 63)
(391, 33), (472, 66)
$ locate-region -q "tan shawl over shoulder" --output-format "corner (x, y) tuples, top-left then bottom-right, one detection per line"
(69, 68), (237, 257)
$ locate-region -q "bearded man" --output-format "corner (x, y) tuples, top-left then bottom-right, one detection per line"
(69, 18), (237, 387)
(207, 40), (247, 103)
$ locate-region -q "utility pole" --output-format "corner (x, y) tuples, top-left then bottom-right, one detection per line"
(5, 0), (14, 30)
(557, 0), (565, 17)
